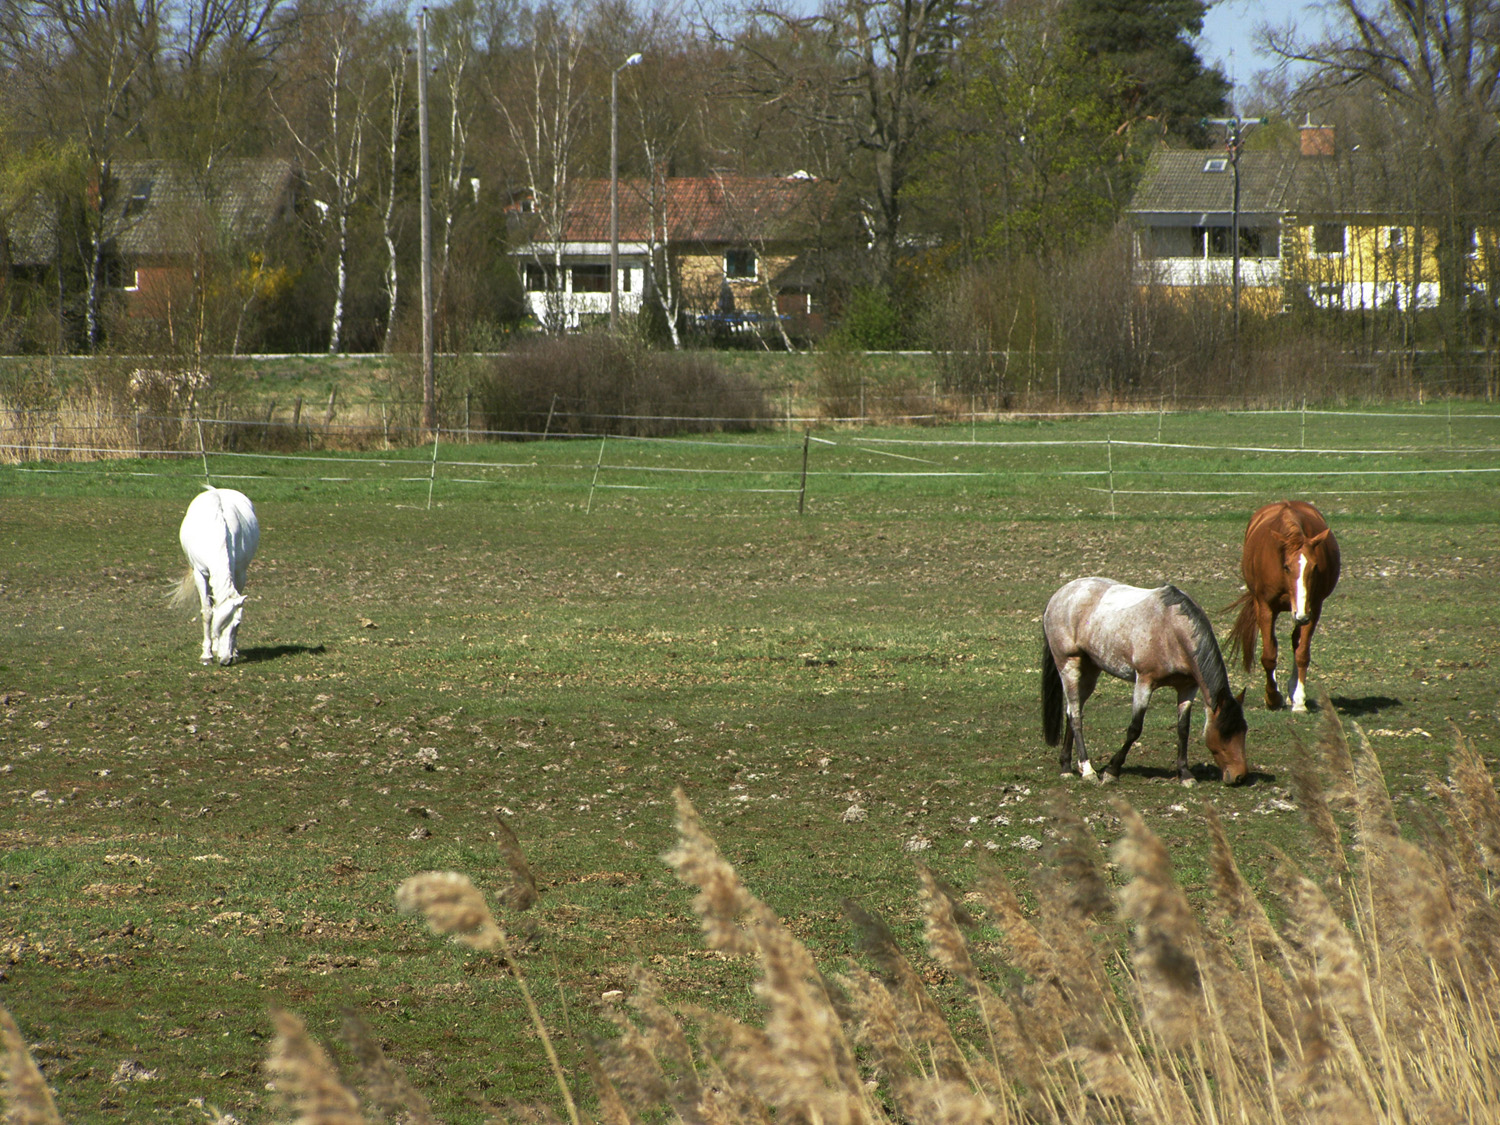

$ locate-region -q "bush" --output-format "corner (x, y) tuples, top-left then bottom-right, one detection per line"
(833, 287), (905, 351)
(472, 335), (772, 438)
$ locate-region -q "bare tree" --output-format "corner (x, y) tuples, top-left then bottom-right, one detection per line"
(274, 0), (376, 354)
(1272, 0), (1500, 351)
(491, 3), (588, 334)
(720, 0), (957, 291)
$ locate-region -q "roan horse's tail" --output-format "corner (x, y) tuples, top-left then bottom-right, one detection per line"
(1041, 640), (1064, 747)
(1226, 591), (1258, 673)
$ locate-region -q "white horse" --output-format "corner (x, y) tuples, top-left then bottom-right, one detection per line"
(170, 487), (260, 665)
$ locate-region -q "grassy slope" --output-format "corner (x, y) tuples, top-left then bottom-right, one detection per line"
(1, 410), (1497, 1122)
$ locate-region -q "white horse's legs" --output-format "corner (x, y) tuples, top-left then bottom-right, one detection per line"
(193, 571), (215, 664)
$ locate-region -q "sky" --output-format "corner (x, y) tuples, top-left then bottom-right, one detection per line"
(1194, 0), (1320, 102)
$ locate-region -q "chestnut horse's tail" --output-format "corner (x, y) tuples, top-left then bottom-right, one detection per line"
(1226, 590), (1258, 673)
(1041, 640), (1064, 747)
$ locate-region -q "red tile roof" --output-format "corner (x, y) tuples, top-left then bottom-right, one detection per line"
(543, 175), (829, 243)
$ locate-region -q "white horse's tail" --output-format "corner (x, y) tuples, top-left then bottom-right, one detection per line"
(169, 570), (199, 610)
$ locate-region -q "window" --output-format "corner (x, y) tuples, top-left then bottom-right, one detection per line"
(524, 262), (559, 292)
(123, 179), (152, 218)
(1203, 158), (1228, 173)
(724, 248), (756, 279)
(1312, 223), (1345, 255)
(1388, 227), (1405, 251)
(571, 264), (609, 293)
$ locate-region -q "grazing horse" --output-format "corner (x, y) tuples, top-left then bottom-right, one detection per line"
(1042, 577), (1248, 786)
(1228, 500), (1340, 713)
(171, 487), (259, 665)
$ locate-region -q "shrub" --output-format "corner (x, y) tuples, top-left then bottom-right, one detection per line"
(472, 335), (771, 438)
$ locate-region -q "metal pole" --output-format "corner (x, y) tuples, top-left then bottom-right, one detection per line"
(610, 53), (641, 333)
(610, 67), (619, 332)
(418, 9), (436, 436)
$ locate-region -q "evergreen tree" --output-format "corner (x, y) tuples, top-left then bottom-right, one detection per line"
(1064, 0), (1227, 139)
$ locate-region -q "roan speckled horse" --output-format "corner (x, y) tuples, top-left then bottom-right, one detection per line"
(1042, 577), (1248, 786)
(1227, 500), (1340, 712)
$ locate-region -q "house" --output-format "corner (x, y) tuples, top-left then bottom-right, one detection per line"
(1127, 124), (1491, 312)
(3, 156), (301, 322)
(96, 157), (302, 319)
(509, 173), (833, 336)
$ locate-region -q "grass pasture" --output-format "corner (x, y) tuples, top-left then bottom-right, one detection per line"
(2, 405), (1499, 1122)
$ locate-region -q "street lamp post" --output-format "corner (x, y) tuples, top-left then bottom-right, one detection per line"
(1203, 115), (1266, 340)
(610, 52), (643, 332)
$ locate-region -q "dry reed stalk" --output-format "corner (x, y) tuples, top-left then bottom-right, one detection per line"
(844, 898), (971, 1086)
(494, 816), (539, 912)
(1349, 723), (1400, 842)
(662, 790), (759, 958)
(1422, 778), (1500, 980)
(266, 1009), (368, 1125)
(1315, 703), (1357, 814)
(340, 1009), (439, 1125)
(968, 868), (1099, 1057)
(1445, 726), (1500, 872)
(665, 790), (872, 1125)
(1270, 859), (1380, 1075)
(1111, 803), (1204, 1051)
(916, 867), (1048, 1097)
(1288, 732), (1350, 883)
(583, 1046), (639, 1125)
(395, 871), (505, 950)
(394, 872), (582, 1125)
(0, 1007), (64, 1125)
(1042, 792), (1112, 921)
(1203, 809), (1303, 1062)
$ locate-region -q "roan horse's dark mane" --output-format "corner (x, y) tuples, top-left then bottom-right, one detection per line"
(1158, 584), (1247, 738)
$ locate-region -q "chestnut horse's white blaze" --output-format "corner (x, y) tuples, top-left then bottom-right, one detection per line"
(1228, 500), (1340, 713)
(171, 487), (259, 665)
(1041, 577), (1249, 787)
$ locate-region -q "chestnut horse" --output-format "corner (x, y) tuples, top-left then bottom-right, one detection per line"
(1042, 577), (1248, 786)
(1228, 500), (1340, 712)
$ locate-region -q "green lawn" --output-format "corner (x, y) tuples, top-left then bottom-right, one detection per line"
(2, 407), (1497, 1122)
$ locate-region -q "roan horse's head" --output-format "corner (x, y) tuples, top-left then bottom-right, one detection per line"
(1204, 687), (1249, 784)
(1286, 528), (1334, 625)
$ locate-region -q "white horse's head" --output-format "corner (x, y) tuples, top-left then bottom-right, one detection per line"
(211, 593), (248, 665)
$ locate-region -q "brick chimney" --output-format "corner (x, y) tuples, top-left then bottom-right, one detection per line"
(1300, 121), (1336, 157)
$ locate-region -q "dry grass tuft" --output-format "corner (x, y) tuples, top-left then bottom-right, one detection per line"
(0, 1007), (64, 1125)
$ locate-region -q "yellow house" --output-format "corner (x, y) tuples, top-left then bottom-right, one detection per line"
(1128, 124), (1491, 313)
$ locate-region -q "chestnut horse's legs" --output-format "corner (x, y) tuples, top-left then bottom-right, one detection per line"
(1102, 677), (1153, 783)
(1289, 611), (1321, 712)
(1060, 658), (1100, 778)
(1255, 600), (1284, 711)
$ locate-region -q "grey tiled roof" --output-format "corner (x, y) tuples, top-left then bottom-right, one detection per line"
(1129, 147), (1422, 220)
(104, 157), (300, 256)
(3, 157), (299, 266)
(1128, 150), (1297, 216)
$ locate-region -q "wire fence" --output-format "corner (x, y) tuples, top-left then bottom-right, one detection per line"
(6, 403), (1499, 520)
